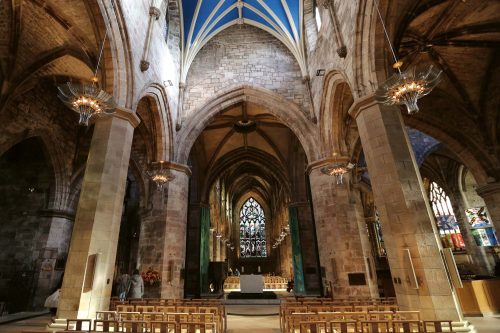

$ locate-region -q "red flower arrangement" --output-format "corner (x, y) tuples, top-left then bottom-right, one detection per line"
(141, 267), (162, 287)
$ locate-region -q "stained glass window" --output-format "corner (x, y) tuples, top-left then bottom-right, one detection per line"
(465, 207), (498, 246)
(239, 197), (267, 258)
(429, 182), (465, 251)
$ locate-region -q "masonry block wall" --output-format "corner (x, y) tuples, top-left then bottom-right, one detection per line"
(183, 25), (311, 117)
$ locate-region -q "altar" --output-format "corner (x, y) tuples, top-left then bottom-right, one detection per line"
(239, 274), (264, 293)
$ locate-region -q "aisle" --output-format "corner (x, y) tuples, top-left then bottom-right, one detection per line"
(226, 305), (280, 333)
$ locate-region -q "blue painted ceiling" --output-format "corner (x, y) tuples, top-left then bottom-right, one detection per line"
(180, 0), (305, 81)
(359, 128), (441, 182)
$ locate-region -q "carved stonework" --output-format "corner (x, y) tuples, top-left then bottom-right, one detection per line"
(140, 60), (150, 72)
(317, 0), (330, 8)
(149, 6), (161, 20)
(336, 45), (347, 58)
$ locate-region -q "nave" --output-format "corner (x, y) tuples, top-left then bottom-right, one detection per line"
(0, 304), (499, 333)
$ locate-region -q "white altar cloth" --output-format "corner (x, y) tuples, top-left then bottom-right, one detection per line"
(239, 274), (264, 293)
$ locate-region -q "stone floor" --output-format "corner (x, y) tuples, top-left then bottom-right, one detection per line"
(0, 307), (499, 332)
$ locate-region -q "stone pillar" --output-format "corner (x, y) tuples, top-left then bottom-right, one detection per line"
(138, 189), (167, 298)
(33, 210), (74, 309)
(476, 182), (500, 234)
(57, 109), (139, 319)
(450, 191), (494, 275)
(349, 96), (462, 321)
(308, 163), (377, 298)
(160, 165), (190, 299)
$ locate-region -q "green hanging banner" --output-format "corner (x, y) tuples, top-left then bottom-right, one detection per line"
(289, 206), (305, 294)
(200, 206), (210, 293)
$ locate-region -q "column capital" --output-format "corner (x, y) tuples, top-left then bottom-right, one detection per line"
(149, 6), (161, 20)
(164, 161), (192, 177)
(306, 156), (350, 175)
(476, 182), (500, 198)
(348, 94), (379, 120)
(114, 107), (141, 128)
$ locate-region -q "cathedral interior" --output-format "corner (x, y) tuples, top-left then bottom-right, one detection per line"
(0, 0), (499, 332)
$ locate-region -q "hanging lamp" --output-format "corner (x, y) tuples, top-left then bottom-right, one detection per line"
(373, 0), (442, 114)
(57, 31), (116, 125)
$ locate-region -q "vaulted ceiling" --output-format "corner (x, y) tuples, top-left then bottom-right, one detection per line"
(180, 0), (306, 80)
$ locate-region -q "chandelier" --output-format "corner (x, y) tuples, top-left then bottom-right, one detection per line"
(373, 0), (442, 114)
(57, 32), (116, 126)
(320, 158), (354, 185)
(146, 161), (175, 191)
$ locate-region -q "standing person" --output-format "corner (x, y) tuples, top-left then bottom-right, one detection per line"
(117, 269), (131, 301)
(128, 269), (144, 299)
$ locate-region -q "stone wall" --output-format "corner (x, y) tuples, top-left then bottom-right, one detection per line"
(183, 25), (311, 118)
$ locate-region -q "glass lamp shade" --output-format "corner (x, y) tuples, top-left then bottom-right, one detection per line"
(57, 82), (116, 126)
(375, 65), (442, 114)
(320, 163), (350, 185)
(146, 161), (175, 191)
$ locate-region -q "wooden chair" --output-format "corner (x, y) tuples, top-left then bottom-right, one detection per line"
(142, 311), (165, 323)
(156, 305), (177, 313)
(299, 321), (327, 333)
(343, 311), (367, 322)
(93, 320), (120, 332)
(136, 305), (156, 313)
(394, 311), (421, 321)
(177, 306), (197, 314)
(179, 321), (215, 333)
(118, 311), (142, 321)
(332, 305), (354, 312)
(121, 320), (148, 332)
(150, 321), (178, 333)
(422, 320), (454, 332)
(392, 320), (423, 333)
(96, 311), (118, 321)
(116, 304), (135, 313)
(360, 321), (391, 333)
(367, 311), (394, 321)
(329, 320), (358, 333)
(316, 311), (344, 322)
(65, 319), (92, 331)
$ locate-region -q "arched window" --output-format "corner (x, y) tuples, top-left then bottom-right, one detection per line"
(429, 182), (465, 251)
(239, 197), (267, 258)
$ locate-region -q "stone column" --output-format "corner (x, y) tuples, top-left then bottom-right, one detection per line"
(308, 163), (378, 298)
(57, 109), (139, 319)
(160, 165), (190, 299)
(476, 182), (500, 234)
(33, 210), (74, 309)
(450, 191), (494, 275)
(349, 96), (462, 321)
(138, 189), (167, 298)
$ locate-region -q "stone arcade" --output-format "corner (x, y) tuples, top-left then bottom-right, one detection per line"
(0, 0), (499, 332)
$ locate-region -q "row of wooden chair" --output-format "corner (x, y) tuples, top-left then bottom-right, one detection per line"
(55, 318), (216, 332)
(109, 298), (223, 310)
(282, 311), (422, 330)
(96, 312), (222, 332)
(293, 320), (454, 333)
(224, 276), (288, 290)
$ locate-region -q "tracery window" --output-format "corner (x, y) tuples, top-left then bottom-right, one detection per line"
(239, 197), (267, 258)
(429, 181), (465, 251)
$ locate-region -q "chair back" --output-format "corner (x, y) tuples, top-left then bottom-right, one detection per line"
(121, 320), (147, 332)
(93, 320), (119, 332)
(299, 321), (327, 333)
(330, 321), (357, 333)
(392, 320), (423, 333)
(150, 321), (178, 333)
(65, 319), (92, 331)
(117, 304), (135, 313)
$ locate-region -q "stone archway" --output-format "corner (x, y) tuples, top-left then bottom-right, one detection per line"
(175, 85), (321, 165)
